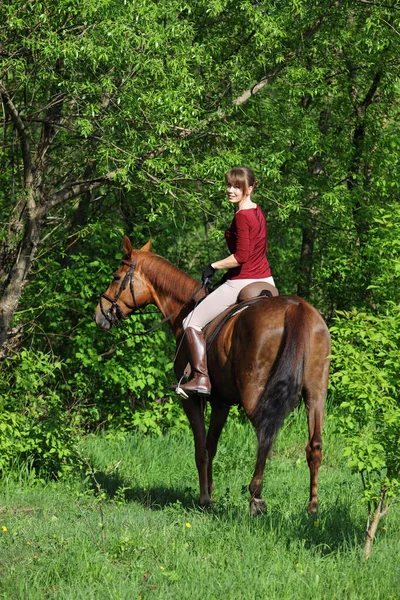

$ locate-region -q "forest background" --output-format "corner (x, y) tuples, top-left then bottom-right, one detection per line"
(0, 0), (399, 551)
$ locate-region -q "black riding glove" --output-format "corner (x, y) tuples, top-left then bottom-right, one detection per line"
(201, 264), (216, 285)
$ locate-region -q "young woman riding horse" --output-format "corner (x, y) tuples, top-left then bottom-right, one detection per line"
(94, 170), (331, 515)
(179, 167), (275, 398)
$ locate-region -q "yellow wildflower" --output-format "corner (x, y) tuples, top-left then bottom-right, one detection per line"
(185, 522), (191, 528)
(1, 526), (7, 532)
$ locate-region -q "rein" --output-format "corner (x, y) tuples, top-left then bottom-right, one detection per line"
(134, 283), (204, 337)
(100, 258), (205, 335)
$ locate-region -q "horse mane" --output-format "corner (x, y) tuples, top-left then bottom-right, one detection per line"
(137, 252), (201, 304)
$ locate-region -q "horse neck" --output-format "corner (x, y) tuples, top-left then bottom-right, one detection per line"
(139, 254), (204, 335)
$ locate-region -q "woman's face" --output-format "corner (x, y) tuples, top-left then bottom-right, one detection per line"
(226, 184), (252, 205)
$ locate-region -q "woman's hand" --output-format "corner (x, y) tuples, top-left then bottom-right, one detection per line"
(201, 264), (216, 284)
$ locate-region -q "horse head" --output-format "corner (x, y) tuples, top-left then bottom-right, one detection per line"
(94, 235), (153, 330)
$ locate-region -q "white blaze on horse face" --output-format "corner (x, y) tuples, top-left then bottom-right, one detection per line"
(94, 303), (112, 330)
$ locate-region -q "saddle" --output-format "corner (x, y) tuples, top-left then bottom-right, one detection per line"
(204, 281), (279, 350)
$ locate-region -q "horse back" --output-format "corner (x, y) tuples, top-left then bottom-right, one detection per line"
(207, 295), (330, 408)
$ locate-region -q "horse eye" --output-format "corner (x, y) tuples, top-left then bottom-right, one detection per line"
(113, 274), (121, 281)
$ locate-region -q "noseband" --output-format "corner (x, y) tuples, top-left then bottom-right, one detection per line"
(100, 258), (141, 326)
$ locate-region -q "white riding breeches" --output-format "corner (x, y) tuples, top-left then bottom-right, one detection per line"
(183, 276), (275, 331)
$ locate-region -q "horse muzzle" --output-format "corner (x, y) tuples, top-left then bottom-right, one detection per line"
(94, 308), (112, 331)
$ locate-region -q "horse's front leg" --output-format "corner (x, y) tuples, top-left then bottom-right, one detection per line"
(182, 396), (210, 508)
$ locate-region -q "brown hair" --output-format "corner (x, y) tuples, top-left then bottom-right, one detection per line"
(225, 167), (257, 197)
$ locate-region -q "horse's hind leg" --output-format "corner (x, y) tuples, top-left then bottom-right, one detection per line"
(206, 402), (230, 497)
(304, 391), (325, 514)
(304, 327), (330, 514)
(242, 390), (278, 516)
(247, 429), (275, 516)
(181, 396), (211, 507)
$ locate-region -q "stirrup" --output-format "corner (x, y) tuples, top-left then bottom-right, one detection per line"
(175, 385), (211, 398)
(174, 376), (189, 400)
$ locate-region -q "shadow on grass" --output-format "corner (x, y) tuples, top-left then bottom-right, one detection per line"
(286, 505), (365, 553)
(211, 499), (365, 554)
(91, 470), (198, 509)
(91, 471), (365, 553)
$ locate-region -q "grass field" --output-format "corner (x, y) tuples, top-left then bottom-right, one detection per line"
(0, 409), (399, 599)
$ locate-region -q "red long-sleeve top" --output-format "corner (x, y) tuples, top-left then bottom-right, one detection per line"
(225, 205), (272, 280)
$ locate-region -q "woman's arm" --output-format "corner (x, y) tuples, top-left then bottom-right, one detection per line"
(211, 212), (251, 271)
(211, 254), (239, 270)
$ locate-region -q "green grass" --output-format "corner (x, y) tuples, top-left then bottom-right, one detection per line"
(0, 410), (399, 599)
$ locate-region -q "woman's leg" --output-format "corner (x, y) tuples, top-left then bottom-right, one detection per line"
(177, 277), (275, 397)
(183, 277), (275, 331)
(177, 281), (238, 396)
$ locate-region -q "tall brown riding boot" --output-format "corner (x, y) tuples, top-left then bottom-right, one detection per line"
(177, 328), (211, 396)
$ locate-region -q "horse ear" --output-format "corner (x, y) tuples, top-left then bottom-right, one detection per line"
(123, 235), (133, 256)
(140, 238), (152, 252)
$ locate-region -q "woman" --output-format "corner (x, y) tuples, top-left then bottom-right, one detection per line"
(178, 166), (275, 396)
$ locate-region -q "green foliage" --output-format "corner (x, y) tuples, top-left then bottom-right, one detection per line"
(365, 203), (400, 307)
(0, 349), (78, 477)
(330, 304), (400, 506)
(129, 400), (189, 435)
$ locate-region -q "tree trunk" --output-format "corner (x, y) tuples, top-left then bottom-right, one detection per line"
(0, 215), (41, 349)
(347, 71), (381, 247)
(365, 490), (390, 559)
(297, 226), (315, 299)
(61, 165), (96, 266)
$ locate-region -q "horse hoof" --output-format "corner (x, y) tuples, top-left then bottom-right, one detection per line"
(199, 498), (213, 510)
(250, 498), (267, 516)
(307, 501), (319, 514)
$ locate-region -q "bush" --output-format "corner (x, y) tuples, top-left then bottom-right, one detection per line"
(330, 303), (400, 556)
(0, 349), (79, 477)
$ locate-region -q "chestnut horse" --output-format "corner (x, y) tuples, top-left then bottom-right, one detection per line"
(94, 236), (331, 515)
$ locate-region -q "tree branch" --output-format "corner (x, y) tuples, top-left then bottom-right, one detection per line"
(232, 15), (325, 106)
(355, 0), (400, 10)
(362, 71), (382, 110)
(232, 55), (295, 106)
(36, 170), (121, 218)
(0, 80), (32, 184)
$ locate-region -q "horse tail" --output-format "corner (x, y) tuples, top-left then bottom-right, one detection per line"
(252, 301), (310, 448)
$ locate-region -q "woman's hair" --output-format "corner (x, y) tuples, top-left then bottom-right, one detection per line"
(225, 167), (257, 196)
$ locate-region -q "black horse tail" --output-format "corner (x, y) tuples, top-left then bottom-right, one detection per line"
(252, 302), (310, 449)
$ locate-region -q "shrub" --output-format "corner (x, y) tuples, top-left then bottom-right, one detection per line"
(330, 303), (400, 557)
(0, 349), (79, 477)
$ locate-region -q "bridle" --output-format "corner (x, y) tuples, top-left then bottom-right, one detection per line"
(100, 258), (142, 326)
(99, 256), (207, 334)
